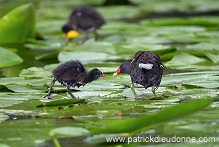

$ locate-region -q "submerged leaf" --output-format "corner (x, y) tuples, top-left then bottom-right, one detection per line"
(92, 98), (212, 134)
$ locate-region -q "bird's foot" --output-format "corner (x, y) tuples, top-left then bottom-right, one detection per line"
(43, 95), (56, 100)
(152, 86), (158, 97)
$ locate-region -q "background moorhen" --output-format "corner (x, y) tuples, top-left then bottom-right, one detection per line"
(62, 6), (106, 44)
(113, 51), (163, 98)
(44, 60), (106, 99)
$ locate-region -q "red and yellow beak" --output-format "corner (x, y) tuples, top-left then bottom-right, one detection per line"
(113, 68), (120, 76)
(64, 30), (79, 39)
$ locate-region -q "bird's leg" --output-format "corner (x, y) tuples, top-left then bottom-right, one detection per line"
(43, 78), (56, 99)
(94, 30), (99, 41)
(67, 85), (77, 99)
(80, 32), (89, 44)
(152, 85), (158, 96)
(131, 82), (138, 99)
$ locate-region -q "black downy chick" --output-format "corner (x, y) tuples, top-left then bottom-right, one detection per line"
(44, 61), (106, 99)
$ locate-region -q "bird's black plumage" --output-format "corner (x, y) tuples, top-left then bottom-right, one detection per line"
(113, 51), (163, 98)
(53, 61), (86, 87)
(69, 6), (105, 31)
(130, 51), (163, 89)
(63, 6), (105, 43)
(44, 61), (105, 99)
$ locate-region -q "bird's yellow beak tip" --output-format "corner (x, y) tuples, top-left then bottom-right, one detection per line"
(113, 73), (118, 76)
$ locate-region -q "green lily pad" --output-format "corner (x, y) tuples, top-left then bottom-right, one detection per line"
(19, 67), (51, 78)
(92, 98), (212, 134)
(165, 52), (207, 68)
(177, 42), (219, 57)
(58, 51), (119, 63)
(140, 16), (219, 27)
(0, 3), (35, 44)
(0, 47), (23, 68)
(49, 127), (89, 137)
(0, 85), (14, 92)
(204, 52), (219, 63)
(35, 51), (59, 61)
(36, 99), (86, 107)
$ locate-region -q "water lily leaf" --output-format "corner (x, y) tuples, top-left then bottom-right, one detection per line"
(25, 41), (63, 50)
(165, 53), (207, 68)
(49, 127), (89, 137)
(66, 42), (116, 54)
(36, 99), (86, 107)
(182, 83), (204, 89)
(0, 112), (9, 122)
(0, 47), (23, 68)
(0, 143), (10, 147)
(178, 42), (219, 57)
(58, 51), (119, 63)
(114, 43), (174, 56)
(98, 6), (138, 20)
(19, 67), (51, 78)
(140, 16), (219, 27)
(103, 34), (126, 43)
(204, 52), (219, 63)
(92, 98), (212, 134)
(5, 85), (41, 93)
(0, 85), (14, 92)
(0, 3), (35, 44)
(35, 51), (59, 61)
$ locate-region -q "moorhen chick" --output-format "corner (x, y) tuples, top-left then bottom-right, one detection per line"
(113, 51), (163, 98)
(62, 6), (106, 44)
(44, 60), (106, 99)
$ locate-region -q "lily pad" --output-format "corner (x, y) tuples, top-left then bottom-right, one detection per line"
(177, 42), (219, 57)
(204, 52), (219, 63)
(165, 52), (207, 68)
(0, 85), (13, 92)
(49, 127), (89, 137)
(0, 3), (35, 44)
(140, 16), (219, 27)
(92, 98), (212, 134)
(19, 67), (51, 78)
(58, 51), (119, 63)
(36, 99), (86, 107)
(0, 47), (23, 68)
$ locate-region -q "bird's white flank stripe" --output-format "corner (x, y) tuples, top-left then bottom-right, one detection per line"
(139, 63), (153, 70)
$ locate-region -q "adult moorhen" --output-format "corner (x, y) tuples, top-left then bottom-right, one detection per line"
(62, 6), (106, 44)
(44, 60), (106, 99)
(113, 51), (163, 98)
